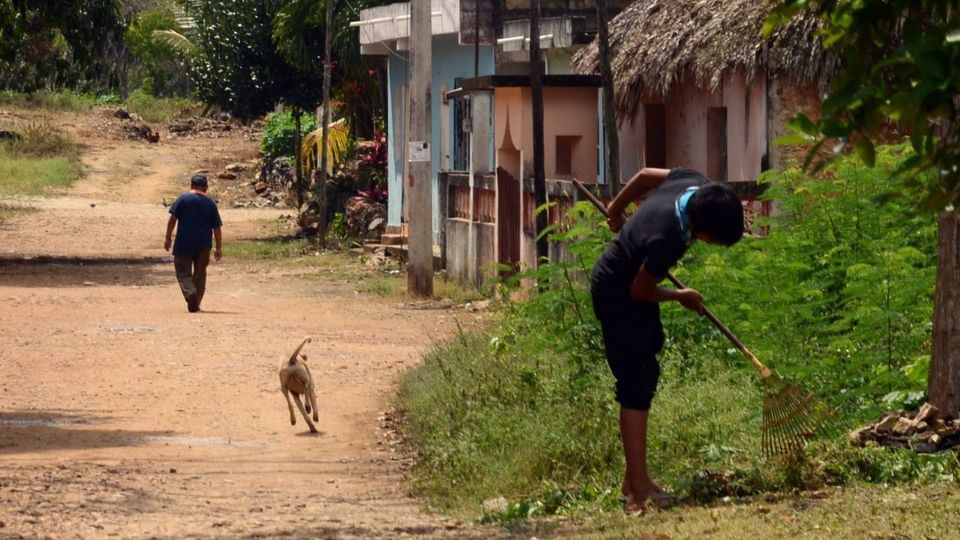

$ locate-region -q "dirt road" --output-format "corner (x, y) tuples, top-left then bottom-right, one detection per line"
(0, 108), (493, 539)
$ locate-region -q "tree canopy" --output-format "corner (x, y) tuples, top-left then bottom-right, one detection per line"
(0, 0), (125, 92)
(766, 0), (960, 210)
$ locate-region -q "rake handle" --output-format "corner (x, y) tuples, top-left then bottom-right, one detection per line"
(571, 178), (772, 379)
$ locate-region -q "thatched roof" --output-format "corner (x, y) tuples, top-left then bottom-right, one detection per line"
(573, 0), (838, 120)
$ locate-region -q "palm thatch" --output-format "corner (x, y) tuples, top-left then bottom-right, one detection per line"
(573, 0), (838, 120)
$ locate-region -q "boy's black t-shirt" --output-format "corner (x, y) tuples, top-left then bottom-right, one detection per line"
(590, 168), (708, 304)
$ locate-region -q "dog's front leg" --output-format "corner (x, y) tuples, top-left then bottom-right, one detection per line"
(281, 386), (297, 425)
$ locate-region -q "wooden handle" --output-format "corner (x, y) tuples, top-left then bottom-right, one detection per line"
(570, 179), (772, 378)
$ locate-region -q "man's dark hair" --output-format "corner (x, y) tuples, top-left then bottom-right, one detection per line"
(687, 183), (744, 246)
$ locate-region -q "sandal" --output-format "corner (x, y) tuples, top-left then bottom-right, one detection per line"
(649, 490), (678, 509)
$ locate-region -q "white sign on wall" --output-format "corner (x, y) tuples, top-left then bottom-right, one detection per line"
(408, 141), (430, 162)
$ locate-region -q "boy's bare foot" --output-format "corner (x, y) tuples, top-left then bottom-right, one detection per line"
(623, 480), (676, 513)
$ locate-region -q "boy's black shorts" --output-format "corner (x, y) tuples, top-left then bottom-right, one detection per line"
(592, 296), (665, 411)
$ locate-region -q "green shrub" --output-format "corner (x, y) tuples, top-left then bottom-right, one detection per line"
(399, 144), (944, 518)
(261, 110), (317, 163)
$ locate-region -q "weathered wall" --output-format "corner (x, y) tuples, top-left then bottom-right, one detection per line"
(476, 222), (497, 284)
(447, 219), (497, 287)
(494, 85), (599, 182)
(618, 69), (769, 182)
(446, 218), (472, 284)
(385, 34), (494, 229)
(767, 77), (822, 171)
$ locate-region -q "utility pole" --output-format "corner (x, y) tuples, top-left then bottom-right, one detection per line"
(407, 0), (433, 296)
(317, 0), (334, 248)
(597, 0), (620, 194)
(530, 0), (548, 265)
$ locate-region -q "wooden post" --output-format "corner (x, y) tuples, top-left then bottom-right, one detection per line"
(316, 0), (334, 248)
(407, 0), (433, 296)
(293, 106), (303, 208)
(597, 0), (620, 194)
(929, 210), (960, 417)
(530, 0), (548, 265)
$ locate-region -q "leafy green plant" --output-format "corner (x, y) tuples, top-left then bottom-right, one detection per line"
(398, 145), (944, 519)
(261, 110), (318, 163)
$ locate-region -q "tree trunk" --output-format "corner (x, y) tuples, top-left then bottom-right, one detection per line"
(317, 0), (334, 249)
(597, 0), (620, 194)
(530, 0), (548, 265)
(293, 108), (303, 208)
(929, 209), (960, 418)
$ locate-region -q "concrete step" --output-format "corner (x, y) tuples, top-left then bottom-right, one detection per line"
(380, 233), (408, 246)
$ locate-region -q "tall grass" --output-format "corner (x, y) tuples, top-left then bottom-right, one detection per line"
(0, 119), (82, 196)
(0, 90), (96, 112)
(123, 89), (203, 124)
(398, 144), (954, 519)
(0, 90), (203, 124)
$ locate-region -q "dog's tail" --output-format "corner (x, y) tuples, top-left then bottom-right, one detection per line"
(288, 336), (312, 364)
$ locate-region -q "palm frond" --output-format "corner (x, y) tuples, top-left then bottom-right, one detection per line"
(302, 118), (350, 175)
(152, 29), (198, 57)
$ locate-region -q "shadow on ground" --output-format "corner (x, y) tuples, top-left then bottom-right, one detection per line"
(0, 409), (175, 454)
(0, 256), (169, 287)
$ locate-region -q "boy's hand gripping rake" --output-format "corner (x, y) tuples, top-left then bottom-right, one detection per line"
(571, 179), (831, 456)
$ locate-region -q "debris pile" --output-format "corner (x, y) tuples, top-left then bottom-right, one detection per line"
(114, 108), (159, 143)
(849, 402), (960, 453)
(345, 196), (386, 240)
(227, 157), (294, 209)
(167, 115), (259, 141)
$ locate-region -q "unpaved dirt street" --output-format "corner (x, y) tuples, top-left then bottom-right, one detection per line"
(0, 108), (497, 539)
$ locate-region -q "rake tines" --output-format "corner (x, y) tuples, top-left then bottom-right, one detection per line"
(761, 377), (833, 456)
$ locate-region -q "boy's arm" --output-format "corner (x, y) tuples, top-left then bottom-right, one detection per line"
(630, 266), (705, 315)
(607, 168), (671, 231)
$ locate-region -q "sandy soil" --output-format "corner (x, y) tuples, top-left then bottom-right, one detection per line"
(0, 108), (501, 539)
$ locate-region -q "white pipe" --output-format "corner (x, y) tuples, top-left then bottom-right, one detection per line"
(349, 11), (441, 27)
(496, 34), (554, 45)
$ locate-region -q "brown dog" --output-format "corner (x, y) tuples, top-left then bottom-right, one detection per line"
(279, 337), (319, 433)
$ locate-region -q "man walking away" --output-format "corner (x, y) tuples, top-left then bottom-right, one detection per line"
(164, 174), (223, 313)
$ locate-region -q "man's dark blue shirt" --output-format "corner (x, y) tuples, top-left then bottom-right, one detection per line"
(169, 192), (222, 257)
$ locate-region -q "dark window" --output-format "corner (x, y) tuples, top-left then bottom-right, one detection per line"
(707, 106), (728, 182)
(644, 103), (666, 168)
(452, 78), (471, 171)
(555, 135), (580, 176)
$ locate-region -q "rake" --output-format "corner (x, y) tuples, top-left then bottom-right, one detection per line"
(571, 178), (832, 456)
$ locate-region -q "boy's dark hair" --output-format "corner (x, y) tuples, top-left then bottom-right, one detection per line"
(687, 183), (744, 246)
